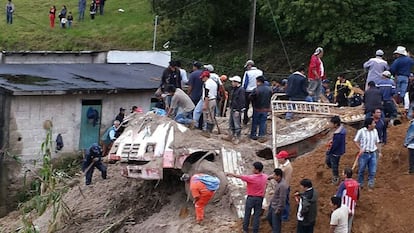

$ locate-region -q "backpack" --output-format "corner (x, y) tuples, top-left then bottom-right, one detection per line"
(100, 126), (113, 144)
(197, 175), (220, 191)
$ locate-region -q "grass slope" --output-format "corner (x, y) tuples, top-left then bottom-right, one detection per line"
(0, 0), (154, 51)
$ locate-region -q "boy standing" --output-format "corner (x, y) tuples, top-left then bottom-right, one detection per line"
(227, 75), (245, 144)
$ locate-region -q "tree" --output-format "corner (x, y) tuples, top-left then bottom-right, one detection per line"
(260, 0), (398, 48)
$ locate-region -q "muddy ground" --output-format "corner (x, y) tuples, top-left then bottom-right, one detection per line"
(0, 115), (413, 233)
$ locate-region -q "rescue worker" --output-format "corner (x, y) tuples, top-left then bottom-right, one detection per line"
(82, 143), (107, 185)
(181, 173), (220, 224)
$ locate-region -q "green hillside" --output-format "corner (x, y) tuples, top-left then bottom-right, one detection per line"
(0, 0), (154, 50)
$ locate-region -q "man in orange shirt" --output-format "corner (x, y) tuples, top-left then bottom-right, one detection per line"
(181, 173), (220, 224)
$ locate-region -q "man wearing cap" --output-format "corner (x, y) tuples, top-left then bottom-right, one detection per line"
(250, 76), (272, 142)
(270, 150), (293, 222)
(226, 162), (268, 233)
(227, 75), (245, 144)
(166, 85), (195, 128)
(181, 173), (220, 224)
(242, 60), (264, 125)
(285, 65), (309, 120)
(390, 46), (414, 101)
(204, 64), (225, 116)
(334, 73), (354, 107)
(308, 47), (325, 102)
(376, 71), (397, 120)
(100, 120), (120, 157)
(363, 49), (389, 90)
(194, 70), (218, 137)
(82, 143), (107, 185)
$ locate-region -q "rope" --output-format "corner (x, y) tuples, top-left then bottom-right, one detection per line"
(265, 0), (292, 71)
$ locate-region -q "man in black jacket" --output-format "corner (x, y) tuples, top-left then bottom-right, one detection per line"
(286, 65), (309, 120)
(82, 143), (107, 185)
(249, 76), (272, 142)
(294, 179), (318, 233)
(227, 76), (245, 144)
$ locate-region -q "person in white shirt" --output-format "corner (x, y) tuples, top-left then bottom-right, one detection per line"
(199, 70), (217, 137)
(242, 60), (263, 124)
(353, 118), (381, 190)
(363, 49), (389, 90)
(329, 196), (348, 233)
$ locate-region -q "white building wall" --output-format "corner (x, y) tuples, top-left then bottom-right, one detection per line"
(8, 91), (154, 162)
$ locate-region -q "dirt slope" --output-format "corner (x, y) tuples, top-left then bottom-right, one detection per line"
(1, 118), (413, 233)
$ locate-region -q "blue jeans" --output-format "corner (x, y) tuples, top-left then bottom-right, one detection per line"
(267, 206), (282, 233)
(250, 111), (267, 138)
(84, 160), (107, 185)
(357, 152), (377, 188)
(325, 153), (341, 177)
(397, 75), (408, 98)
(308, 80), (321, 102)
(175, 111), (193, 125)
(243, 196), (263, 233)
(193, 99), (204, 125)
(229, 110), (242, 137)
(79, 8), (85, 21)
(6, 12), (12, 24)
(282, 187), (290, 221)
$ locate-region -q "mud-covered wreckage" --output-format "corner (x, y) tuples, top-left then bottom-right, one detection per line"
(107, 99), (365, 218)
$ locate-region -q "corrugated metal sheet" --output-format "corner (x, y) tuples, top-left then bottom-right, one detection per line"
(0, 63), (164, 95)
(222, 148), (246, 218)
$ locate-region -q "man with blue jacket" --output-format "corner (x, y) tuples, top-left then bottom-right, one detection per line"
(404, 120), (414, 175)
(390, 46), (414, 101)
(82, 143), (107, 185)
(326, 116), (346, 185)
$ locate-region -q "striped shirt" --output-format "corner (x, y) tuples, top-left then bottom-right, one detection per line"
(354, 127), (379, 152)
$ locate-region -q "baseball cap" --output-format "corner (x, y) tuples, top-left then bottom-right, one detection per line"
(375, 49), (384, 56)
(276, 150), (289, 159)
(229, 75), (241, 83)
(200, 70), (210, 78)
(314, 47), (323, 55)
(244, 59), (254, 68)
(382, 70), (391, 78)
(193, 61), (202, 69)
(204, 64), (214, 72)
(322, 80), (330, 84)
(119, 107), (126, 112)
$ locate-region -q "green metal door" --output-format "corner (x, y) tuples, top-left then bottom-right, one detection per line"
(79, 100), (102, 150)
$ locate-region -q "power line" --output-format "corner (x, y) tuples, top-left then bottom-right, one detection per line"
(265, 0), (292, 72)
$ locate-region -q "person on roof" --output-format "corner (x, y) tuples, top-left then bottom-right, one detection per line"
(242, 60), (264, 125)
(181, 173), (220, 224)
(308, 47), (325, 102)
(334, 73), (354, 107)
(82, 143), (107, 185)
(363, 49), (389, 90)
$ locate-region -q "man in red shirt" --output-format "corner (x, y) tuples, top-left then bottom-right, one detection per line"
(335, 167), (359, 233)
(181, 173), (220, 224)
(227, 162), (268, 233)
(308, 47), (325, 102)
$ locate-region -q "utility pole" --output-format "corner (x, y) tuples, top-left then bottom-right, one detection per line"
(247, 0), (257, 60)
(152, 15), (159, 51)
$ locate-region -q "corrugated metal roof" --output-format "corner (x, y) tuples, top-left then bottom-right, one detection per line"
(0, 64), (164, 95)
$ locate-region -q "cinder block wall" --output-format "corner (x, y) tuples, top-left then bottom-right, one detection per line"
(8, 91), (153, 162)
